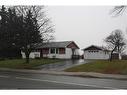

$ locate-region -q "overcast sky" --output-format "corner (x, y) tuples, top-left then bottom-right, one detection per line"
(46, 6), (127, 54)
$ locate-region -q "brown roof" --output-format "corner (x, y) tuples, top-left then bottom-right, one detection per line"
(35, 41), (79, 49)
(83, 45), (110, 51)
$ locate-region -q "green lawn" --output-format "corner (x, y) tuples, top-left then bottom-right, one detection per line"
(0, 58), (61, 69)
(65, 60), (127, 75)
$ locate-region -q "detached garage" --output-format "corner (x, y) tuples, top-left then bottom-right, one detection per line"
(83, 45), (110, 60)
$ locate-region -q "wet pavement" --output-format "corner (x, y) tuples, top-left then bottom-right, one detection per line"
(36, 59), (90, 71)
(0, 70), (126, 89)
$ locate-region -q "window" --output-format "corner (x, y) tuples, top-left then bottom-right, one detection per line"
(105, 51), (108, 55)
(56, 48), (59, 54)
(59, 48), (65, 54)
(88, 51), (91, 53)
(88, 50), (98, 53)
(50, 48), (55, 54)
(94, 50), (98, 53)
(88, 50), (93, 53)
(42, 48), (49, 54)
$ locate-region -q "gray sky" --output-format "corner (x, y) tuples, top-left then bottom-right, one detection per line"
(46, 6), (127, 54)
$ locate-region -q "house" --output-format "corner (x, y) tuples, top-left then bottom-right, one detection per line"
(82, 45), (110, 59)
(21, 41), (80, 59)
(112, 53), (119, 59)
(121, 54), (127, 60)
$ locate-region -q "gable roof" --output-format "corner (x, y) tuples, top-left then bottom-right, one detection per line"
(83, 45), (110, 51)
(36, 41), (79, 49)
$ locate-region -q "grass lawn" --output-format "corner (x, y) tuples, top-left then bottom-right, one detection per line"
(0, 58), (61, 69)
(65, 60), (127, 75)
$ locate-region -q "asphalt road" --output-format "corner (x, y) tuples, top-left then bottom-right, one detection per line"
(0, 70), (127, 89)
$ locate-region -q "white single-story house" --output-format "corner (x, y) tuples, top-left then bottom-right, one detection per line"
(82, 45), (110, 59)
(21, 41), (80, 59)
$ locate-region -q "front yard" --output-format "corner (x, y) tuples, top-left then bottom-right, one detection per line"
(0, 58), (61, 69)
(65, 60), (127, 74)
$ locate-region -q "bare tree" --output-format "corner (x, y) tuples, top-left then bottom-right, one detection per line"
(111, 6), (127, 16)
(14, 6), (54, 42)
(105, 29), (126, 61)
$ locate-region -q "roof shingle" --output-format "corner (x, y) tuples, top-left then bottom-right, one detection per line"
(36, 41), (78, 48)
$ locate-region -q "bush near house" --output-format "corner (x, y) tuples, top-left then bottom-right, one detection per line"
(0, 58), (61, 69)
(65, 60), (127, 75)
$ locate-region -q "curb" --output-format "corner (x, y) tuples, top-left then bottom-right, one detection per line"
(0, 68), (127, 80)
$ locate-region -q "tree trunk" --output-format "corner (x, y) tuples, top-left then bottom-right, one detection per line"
(41, 49), (43, 58)
(110, 50), (113, 61)
(109, 46), (116, 62)
(25, 50), (30, 63)
(26, 54), (29, 63)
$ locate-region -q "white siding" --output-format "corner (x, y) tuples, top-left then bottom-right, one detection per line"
(84, 50), (110, 59)
(21, 51), (40, 59)
(43, 48), (74, 59)
(74, 49), (79, 55)
(21, 48), (79, 59)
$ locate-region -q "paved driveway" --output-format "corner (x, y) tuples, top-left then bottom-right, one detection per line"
(37, 59), (90, 71)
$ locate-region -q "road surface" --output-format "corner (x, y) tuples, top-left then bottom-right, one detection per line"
(0, 70), (126, 89)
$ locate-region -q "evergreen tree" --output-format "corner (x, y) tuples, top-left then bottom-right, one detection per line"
(0, 6), (54, 63)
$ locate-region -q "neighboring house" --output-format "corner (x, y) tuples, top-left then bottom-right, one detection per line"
(21, 41), (79, 59)
(82, 45), (110, 59)
(112, 53), (119, 59)
(122, 54), (127, 60)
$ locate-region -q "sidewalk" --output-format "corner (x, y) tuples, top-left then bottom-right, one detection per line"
(0, 68), (127, 80)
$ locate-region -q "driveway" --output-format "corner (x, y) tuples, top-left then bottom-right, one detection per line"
(37, 59), (90, 71)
